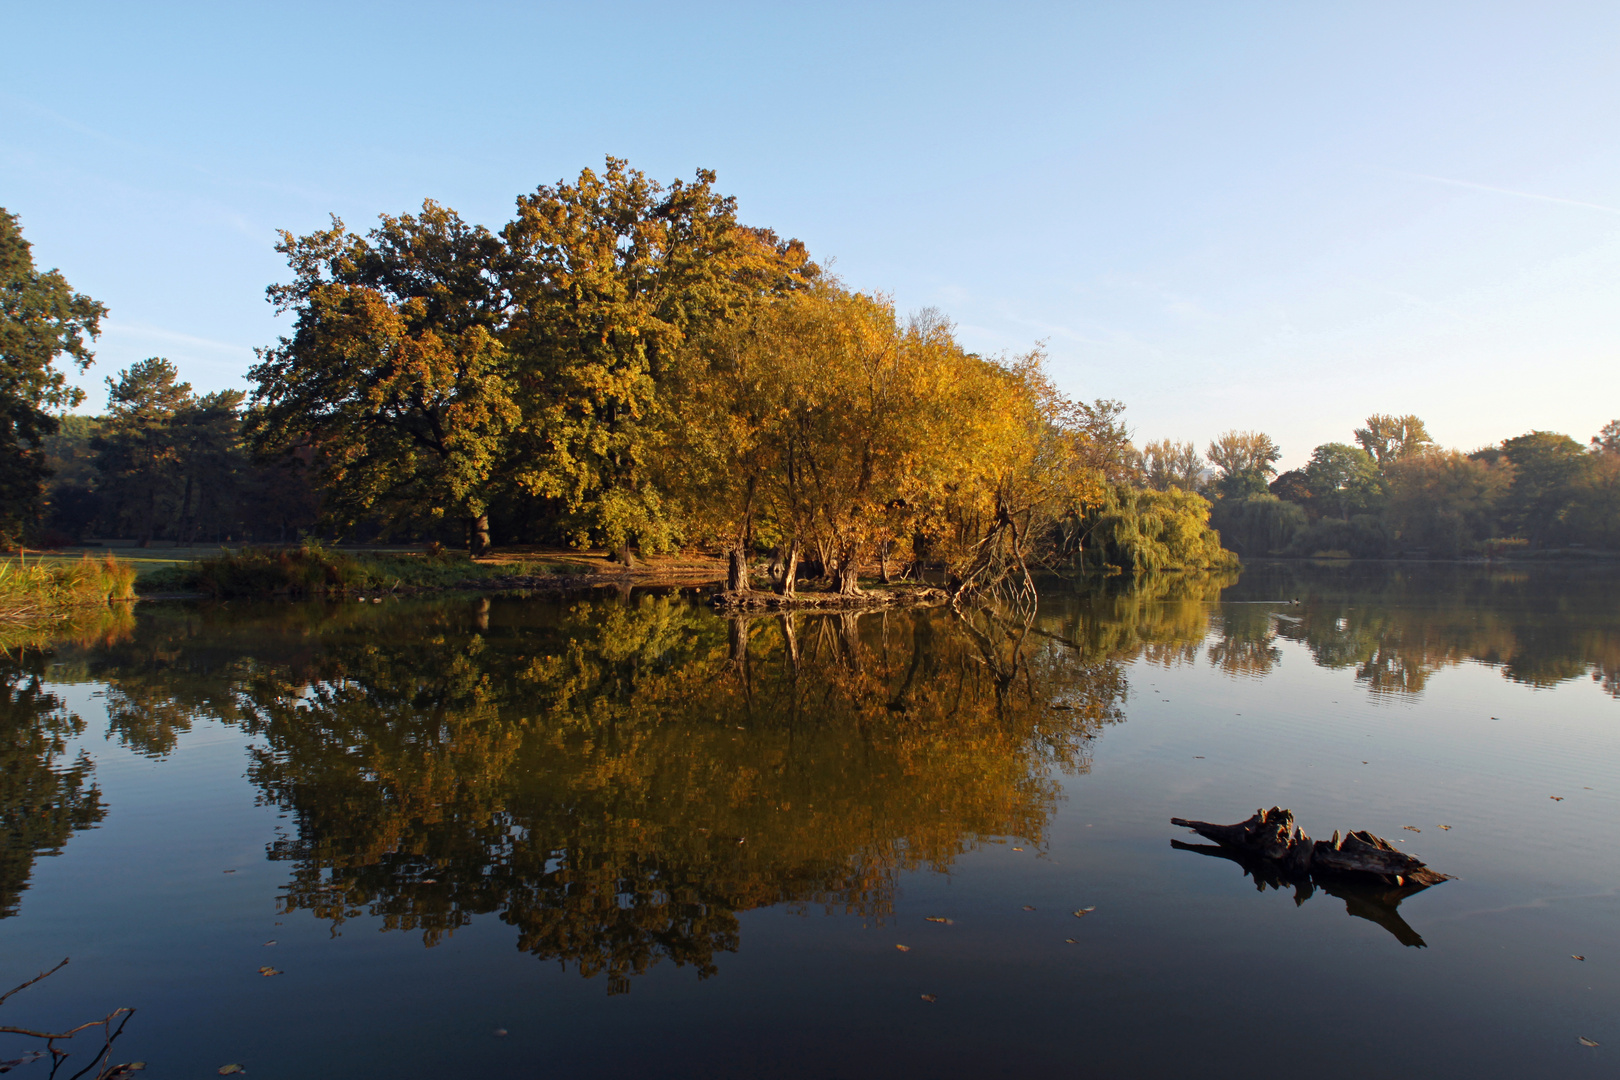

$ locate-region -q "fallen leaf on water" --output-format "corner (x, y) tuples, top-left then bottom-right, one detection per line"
(919, 994), (937, 1003)
(1193, 756), (1205, 759)
(895, 944), (911, 952)
(103, 1065), (146, 1078)
(1063, 938), (1077, 944)
(493, 1028), (508, 1037)
(1073, 907), (1096, 917)
(924, 916), (953, 924)
(257, 966), (282, 977)
(1403, 826), (1421, 833)
(222, 869), (236, 874)
(218, 1066), (245, 1076)
(1361, 761), (1368, 765)
(1022, 905), (1036, 911)
(1573, 955), (1585, 961)
(1437, 825), (1452, 830)
(1551, 796), (1564, 801)
(1011, 847), (1024, 852)
(1579, 1036), (1599, 1047)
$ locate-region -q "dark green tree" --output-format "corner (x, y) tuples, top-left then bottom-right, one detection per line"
(1500, 431), (1590, 545)
(93, 358), (192, 545)
(250, 202), (516, 553)
(0, 209), (106, 541)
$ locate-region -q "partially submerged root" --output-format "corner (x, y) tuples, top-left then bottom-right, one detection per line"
(1171, 807), (1451, 887)
(713, 584), (948, 611)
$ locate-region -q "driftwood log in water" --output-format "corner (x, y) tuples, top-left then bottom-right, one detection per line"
(712, 585), (949, 611)
(1171, 807), (1451, 888)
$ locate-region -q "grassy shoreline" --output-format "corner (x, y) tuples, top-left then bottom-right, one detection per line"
(130, 542), (728, 598)
(0, 553), (138, 621)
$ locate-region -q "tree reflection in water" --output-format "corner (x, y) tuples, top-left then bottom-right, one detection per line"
(8, 563), (1618, 986)
(0, 612), (127, 917)
(210, 596), (1125, 993)
(1194, 563), (1620, 699)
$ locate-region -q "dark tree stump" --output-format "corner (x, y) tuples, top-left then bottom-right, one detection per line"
(1171, 807), (1451, 887)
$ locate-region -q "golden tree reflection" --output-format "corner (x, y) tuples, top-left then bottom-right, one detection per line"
(194, 596), (1132, 992)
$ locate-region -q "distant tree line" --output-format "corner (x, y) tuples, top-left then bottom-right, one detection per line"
(1144, 414), (1620, 559)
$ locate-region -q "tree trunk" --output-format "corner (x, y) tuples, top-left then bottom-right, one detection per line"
(727, 545), (751, 592)
(835, 543), (862, 596)
(468, 512), (491, 556)
(779, 613), (800, 671)
(615, 541), (635, 569)
(777, 539), (799, 597)
(878, 540), (892, 584)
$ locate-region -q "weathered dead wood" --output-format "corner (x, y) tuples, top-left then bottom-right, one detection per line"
(1171, 807), (1451, 888)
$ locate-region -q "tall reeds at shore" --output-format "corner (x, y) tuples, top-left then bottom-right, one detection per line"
(0, 554), (137, 621)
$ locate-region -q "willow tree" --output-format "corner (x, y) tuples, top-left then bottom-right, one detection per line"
(501, 158), (815, 562)
(249, 202), (516, 552)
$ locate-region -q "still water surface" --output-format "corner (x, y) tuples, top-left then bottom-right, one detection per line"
(2, 563), (1618, 1077)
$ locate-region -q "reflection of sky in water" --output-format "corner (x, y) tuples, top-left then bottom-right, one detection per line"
(1, 563), (1617, 1078)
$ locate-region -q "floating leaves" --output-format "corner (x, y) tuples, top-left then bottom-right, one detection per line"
(1573, 955), (1586, 961)
(1073, 907), (1096, 918)
(924, 916), (953, 925)
(257, 966), (282, 977)
(895, 944), (911, 952)
(919, 994), (937, 1003)
(1437, 825), (1452, 831)
(1551, 796), (1565, 801)
(218, 1067), (245, 1076)
(262, 940), (276, 947)
(1579, 1036), (1599, 1048)
(1011, 847), (1024, 852)
(1402, 826), (1421, 833)
(103, 1065), (146, 1079)
(493, 1028), (508, 1037)
(1063, 938), (1078, 944)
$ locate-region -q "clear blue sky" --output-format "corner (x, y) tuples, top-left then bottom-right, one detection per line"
(4, 1), (1616, 467)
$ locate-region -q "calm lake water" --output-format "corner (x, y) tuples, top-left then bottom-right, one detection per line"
(3, 562), (1618, 1078)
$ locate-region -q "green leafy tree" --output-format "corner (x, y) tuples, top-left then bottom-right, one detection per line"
(1354, 413), (1434, 465)
(1138, 439), (1204, 492)
(1303, 442), (1382, 520)
(1500, 431), (1591, 545)
(0, 209), (106, 541)
(1383, 449), (1510, 556)
(250, 202), (516, 552)
(1206, 430), (1280, 499)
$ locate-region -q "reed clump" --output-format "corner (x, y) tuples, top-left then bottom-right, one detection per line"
(0, 554), (138, 621)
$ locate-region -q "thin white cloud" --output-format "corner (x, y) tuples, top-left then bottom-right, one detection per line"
(1395, 170), (1620, 216)
(101, 321), (257, 358)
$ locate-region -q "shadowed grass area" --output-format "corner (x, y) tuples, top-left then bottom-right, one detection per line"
(0, 554), (137, 620)
(134, 541), (520, 597)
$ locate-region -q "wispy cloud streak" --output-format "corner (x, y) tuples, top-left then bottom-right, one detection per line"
(1396, 170), (1620, 216)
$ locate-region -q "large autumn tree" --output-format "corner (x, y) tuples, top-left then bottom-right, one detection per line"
(501, 158), (815, 561)
(0, 209), (105, 541)
(249, 201), (516, 552)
